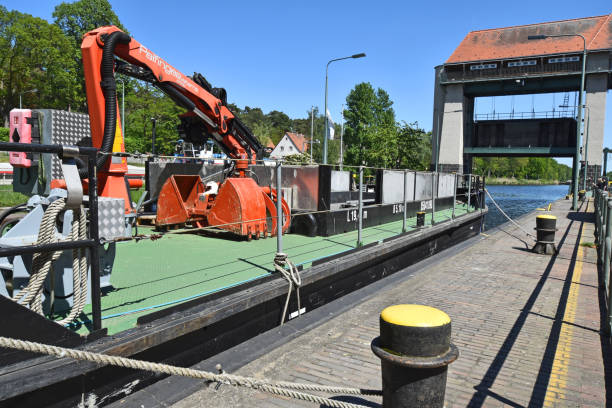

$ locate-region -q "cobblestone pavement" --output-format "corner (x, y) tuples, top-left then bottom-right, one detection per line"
(172, 199), (610, 407)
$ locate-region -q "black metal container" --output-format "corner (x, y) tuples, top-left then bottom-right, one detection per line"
(416, 211), (426, 227)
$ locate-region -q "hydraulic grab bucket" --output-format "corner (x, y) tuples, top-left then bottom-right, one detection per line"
(155, 175), (291, 239)
(207, 177), (290, 239)
(156, 175), (207, 227)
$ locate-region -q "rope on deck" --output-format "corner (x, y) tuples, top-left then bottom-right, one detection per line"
(484, 188), (537, 241)
(274, 252), (302, 325)
(0, 336), (381, 408)
(12, 198), (88, 324)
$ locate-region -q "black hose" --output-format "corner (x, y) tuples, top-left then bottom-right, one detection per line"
(79, 31), (131, 179)
(0, 203), (27, 227)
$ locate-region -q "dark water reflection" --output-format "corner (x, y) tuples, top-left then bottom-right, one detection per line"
(484, 184), (569, 230)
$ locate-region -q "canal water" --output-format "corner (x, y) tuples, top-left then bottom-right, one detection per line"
(483, 184), (569, 230)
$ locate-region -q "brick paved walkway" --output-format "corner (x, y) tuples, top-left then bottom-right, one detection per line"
(172, 199), (611, 407)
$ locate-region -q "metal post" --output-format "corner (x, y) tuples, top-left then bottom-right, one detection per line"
(605, 199), (611, 291)
(467, 175), (472, 212)
(431, 172), (436, 225)
(276, 160), (283, 253)
(87, 155), (102, 331)
(357, 166), (363, 246)
(310, 106), (314, 164)
(151, 117), (157, 155)
(604, 200), (612, 335)
(340, 104), (344, 170)
(452, 173), (457, 219)
(603, 197), (610, 265)
(582, 106), (590, 191)
(402, 170), (407, 232)
(324, 65), (329, 165)
(571, 36), (587, 209)
(19, 93), (22, 109)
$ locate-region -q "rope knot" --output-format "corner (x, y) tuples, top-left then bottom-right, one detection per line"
(274, 252), (288, 266)
(273, 252), (301, 325)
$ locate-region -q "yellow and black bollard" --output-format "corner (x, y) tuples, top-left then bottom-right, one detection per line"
(371, 304), (458, 407)
(578, 189), (586, 201)
(532, 214), (557, 255)
(416, 211), (426, 228)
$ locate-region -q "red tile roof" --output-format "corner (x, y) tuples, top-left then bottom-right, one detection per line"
(286, 132), (308, 153)
(446, 13), (612, 64)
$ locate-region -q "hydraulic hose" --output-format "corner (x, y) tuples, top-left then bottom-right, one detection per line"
(79, 31), (131, 178)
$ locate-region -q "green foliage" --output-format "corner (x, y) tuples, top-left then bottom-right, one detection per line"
(472, 157), (571, 181)
(395, 122), (431, 170)
(52, 0), (126, 112)
(344, 82), (396, 168)
(283, 153), (311, 165)
(0, 127), (8, 142)
(0, 6), (81, 123)
(123, 83), (182, 154)
(52, 0), (126, 46)
(341, 83), (430, 170)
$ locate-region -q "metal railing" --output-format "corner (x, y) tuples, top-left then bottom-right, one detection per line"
(474, 110), (576, 121)
(0, 141), (487, 333)
(0, 142), (104, 331)
(594, 188), (612, 335)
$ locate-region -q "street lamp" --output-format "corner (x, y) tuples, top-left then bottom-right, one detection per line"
(19, 89), (38, 109)
(528, 33), (586, 210)
(560, 104), (590, 190)
(324, 53), (366, 164)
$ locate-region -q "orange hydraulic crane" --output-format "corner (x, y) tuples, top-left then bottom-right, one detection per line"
(80, 26), (289, 238)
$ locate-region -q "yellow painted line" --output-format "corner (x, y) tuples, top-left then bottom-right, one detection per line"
(543, 217), (586, 406)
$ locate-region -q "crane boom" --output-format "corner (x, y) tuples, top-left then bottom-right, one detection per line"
(81, 25), (288, 238)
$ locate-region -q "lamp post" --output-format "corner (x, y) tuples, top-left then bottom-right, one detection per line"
(151, 117), (157, 155)
(116, 77), (126, 138)
(340, 103), (345, 170)
(310, 106), (314, 164)
(528, 33), (586, 210)
(560, 104), (590, 190)
(19, 89), (38, 109)
(324, 53), (366, 165)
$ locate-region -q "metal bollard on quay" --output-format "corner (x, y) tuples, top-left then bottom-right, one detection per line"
(532, 214), (557, 255)
(579, 189), (586, 201)
(371, 304), (459, 408)
(416, 211), (426, 228)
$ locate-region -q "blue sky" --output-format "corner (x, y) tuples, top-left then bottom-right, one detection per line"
(2, 0), (611, 165)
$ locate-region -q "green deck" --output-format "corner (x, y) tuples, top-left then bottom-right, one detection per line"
(69, 204), (474, 335)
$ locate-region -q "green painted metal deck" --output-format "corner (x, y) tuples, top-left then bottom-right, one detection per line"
(70, 204), (474, 335)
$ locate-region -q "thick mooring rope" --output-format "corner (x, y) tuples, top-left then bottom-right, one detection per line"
(484, 188), (537, 241)
(0, 336), (380, 408)
(11, 198), (88, 325)
(274, 252), (302, 325)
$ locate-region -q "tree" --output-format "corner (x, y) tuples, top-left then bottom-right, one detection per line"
(53, 0), (126, 112)
(53, 0), (126, 46)
(343, 82), (396, 168)
(0, 7), (80, 124)
(395, 122), (431, 170)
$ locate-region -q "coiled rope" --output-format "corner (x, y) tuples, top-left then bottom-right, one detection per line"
(274, 252), (301, 325)
(484, 188), (537, 241)
(11, 198), (88, 325)
(0, 336), (381, 408)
